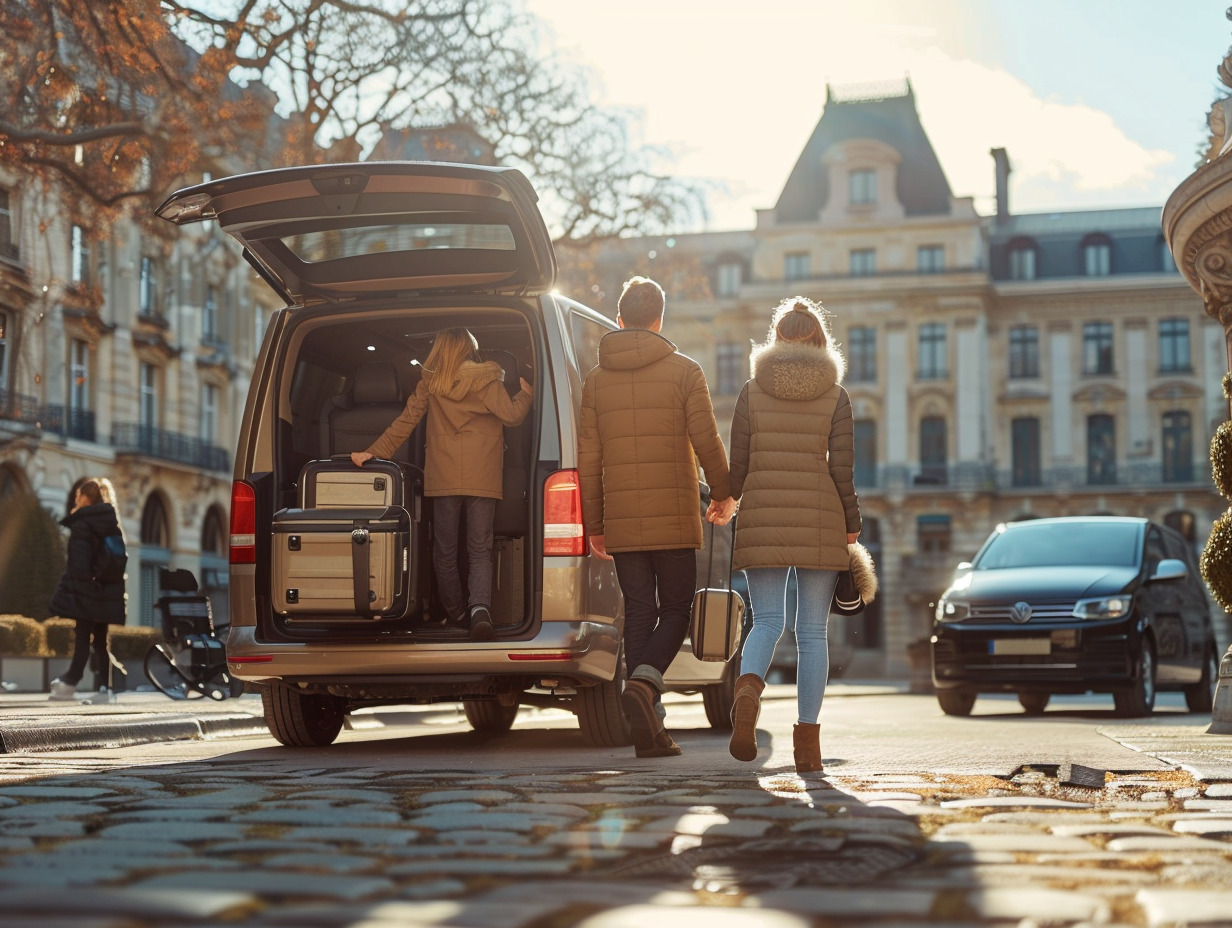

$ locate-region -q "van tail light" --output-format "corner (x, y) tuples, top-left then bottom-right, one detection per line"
(229, 480), (257, 565)
(543, 469), (587, 557)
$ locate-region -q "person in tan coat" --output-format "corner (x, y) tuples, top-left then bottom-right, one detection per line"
(353, 328), (533, 641)
(579, 276), (735, 758)
(726, 297), (862, 774)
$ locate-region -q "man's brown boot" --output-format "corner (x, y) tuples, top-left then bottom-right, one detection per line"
(728, 673), (765, 762)
(793, 722), (823, 774)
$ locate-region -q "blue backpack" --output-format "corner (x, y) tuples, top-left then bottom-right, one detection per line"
(93, 533), (128, 583)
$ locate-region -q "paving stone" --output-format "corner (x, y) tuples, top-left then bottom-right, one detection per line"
(1049, 823), (1173, 836)
(1, 821), (86, 838)
(494, 802), (590, 819)
(278, 826), (421, 845)
(266, 898), (568, 927)
(542, 830), (673, 850)
(414, 789), (519, 804)
(638, 813), (773, 838)
(238, 807), (403, 826)
(132, 869), (393, 901)
(208, 840), (338, 855)
(410, 811), (574, 833)
(439, 829), (525, 844)
(1159, 862), (1232, 886)
(406, 801), (485, 815)
(0, 863), (131, 887)
(933, 823), (1040, 836)
(1137, 888), (1232, 926)
(387, 858), (574, 877)
(940, 797), (1093, 809)
(291, 789), (394, 803)
(100, 822), (250, 842)
(261, 853), (379, 872)
(1, 786), (114, 799)
(110, 808), (233, 823)
(1204, 784), (1232, 798)
(1172, 818), (1232, 835)
(51, 839), (195, 857)
(1107, 835), (1232, 852)
(729, 805), (822, 820)
(1184, 799), (1232, 811)
(0, 801), (109, 819)
(0, 837), (34, 852)
(688, 790), (778, 805)
(398, 878), (468, 898)
(387, 843), (551, 859)
(0, 887), (257, 920)
(746, 888), (936, 918)
(927, 834), (1097, 853)
(964, 887), (1109, 921)
(577, 905), (811, 928)
(789, 817), (921, 838)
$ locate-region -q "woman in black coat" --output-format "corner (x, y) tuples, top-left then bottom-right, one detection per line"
(48, 477), (126, 699)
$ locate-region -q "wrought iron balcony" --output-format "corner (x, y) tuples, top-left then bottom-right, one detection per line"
(42, 405), (97, 442)
(112, 423), (230, 473)
(0, 389), (40, 425)
(855, 461), (1212, 493)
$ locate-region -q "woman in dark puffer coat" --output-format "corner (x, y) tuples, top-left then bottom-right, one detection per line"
(48, 477), (126, 699)
(726, 297), (865, 774)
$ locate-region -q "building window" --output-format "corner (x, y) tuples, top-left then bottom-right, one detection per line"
(1011, 417), (1041, 487)
(1161, 239), (1177, 273)
(70, 225), (90, 285)
(1083, 236), (1112, 276)
(0, 189), (11, 254)
(917, 323), (946, 380)
(784, 252), (810, 282)
(1009, 325), (1040, 379)
(139, 495), (172, 628)
(917, 514), (951, 553)
(1162, 410), (1193, 483)
(716, 260), (742, 297)
(1159, 318), (1191, 373)
(854, 419), (877, 487)
(0, 311), (8, 392)
(715, 342), (745, 396)
(849, 169), (876, 205)
(1009, 241), (1037, 280)
(1083, 322), (1114, 375)
(848, 326), (876, 382)
(917, 245), (944, 273)
(919, 416), (947, 484)
(849, 248), (876, 277)
(69, 339), (90, 413)
(1087, 414), (1116, 485)
(203, 285), (219, 341)
(200, 382), (219, 444)
(139, 362), (159, 430)
(139, 256), (158, 316)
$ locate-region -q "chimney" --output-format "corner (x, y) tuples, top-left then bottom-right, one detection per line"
(991, 148), (1011, 224)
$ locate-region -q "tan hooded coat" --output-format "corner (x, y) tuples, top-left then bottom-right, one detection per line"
(729, 338), (861, 572)
(365, 360), (531, 498)
(578, 328), (732, 553)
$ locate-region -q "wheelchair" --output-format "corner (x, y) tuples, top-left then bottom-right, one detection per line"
(143, 567), (243, 700)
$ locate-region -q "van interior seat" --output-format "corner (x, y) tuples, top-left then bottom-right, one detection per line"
(321, 361), (412, 464)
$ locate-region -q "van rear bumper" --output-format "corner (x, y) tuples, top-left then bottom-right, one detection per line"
(226, 619), (621, 686)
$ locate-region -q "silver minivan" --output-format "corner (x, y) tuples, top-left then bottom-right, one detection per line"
(157, 162), (737, 747)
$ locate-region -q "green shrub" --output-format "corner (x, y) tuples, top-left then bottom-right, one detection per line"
(43, 618), (76, 658)
(0, 615), (49, 657)
(107, 625), (164, 660)
(0, 494), (66, 620)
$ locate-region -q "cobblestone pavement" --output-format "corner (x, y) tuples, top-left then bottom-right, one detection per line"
(2, 754), (1232, 927)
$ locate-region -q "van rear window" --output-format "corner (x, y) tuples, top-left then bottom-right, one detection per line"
(293, 223), (516, 264)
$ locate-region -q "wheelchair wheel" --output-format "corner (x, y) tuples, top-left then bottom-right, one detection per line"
(143, 643), (205, 700)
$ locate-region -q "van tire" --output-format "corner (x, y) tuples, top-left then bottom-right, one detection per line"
(462, 697), (519, 732)
(702, 659), (738, 730)
(577, 669), (633, 748)
(937, 690), (976, 716)
(1114, 640), (1156, 718)
(262, 683), (345, 747)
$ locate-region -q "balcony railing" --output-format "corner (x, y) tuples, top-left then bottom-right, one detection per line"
(0, 389), (41, 425)
(112, 423), (230, 473)
(0, 241), (20, 263)
(855, 462), (1213, 493)
(42, 405), (97, 442)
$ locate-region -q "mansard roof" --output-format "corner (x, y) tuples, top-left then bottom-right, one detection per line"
(772, 80), (955, 222)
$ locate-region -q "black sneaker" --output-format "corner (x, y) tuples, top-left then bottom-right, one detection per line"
(468, 605), (495, 642)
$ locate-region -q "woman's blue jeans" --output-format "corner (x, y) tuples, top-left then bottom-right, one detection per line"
(740, 566), (839, 724)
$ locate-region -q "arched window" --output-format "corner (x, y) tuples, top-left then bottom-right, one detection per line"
(1082, 233), (1112, 276)
(138, 494), (172, 628)
(919, 416), (947, 484)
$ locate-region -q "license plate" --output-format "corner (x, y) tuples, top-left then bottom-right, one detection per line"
(990, 638), (1051, 655)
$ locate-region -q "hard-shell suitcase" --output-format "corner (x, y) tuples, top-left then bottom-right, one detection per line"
(272, 507), (413, 620)
(299, 456), (420, 513)
(689, 522), (744, 662)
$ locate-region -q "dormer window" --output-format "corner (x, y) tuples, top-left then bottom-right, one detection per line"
(1082, 234), (1111, 276)
(1008, 237), (1038, 281)
(849, 169), (876, 206)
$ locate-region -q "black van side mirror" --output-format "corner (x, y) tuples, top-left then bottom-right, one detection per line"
(1149, 558), (1188, 582)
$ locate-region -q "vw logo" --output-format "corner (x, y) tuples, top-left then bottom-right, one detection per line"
(1009, 601), (1033, 624)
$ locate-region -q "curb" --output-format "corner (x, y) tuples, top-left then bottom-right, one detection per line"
(0, 713), (270, 755)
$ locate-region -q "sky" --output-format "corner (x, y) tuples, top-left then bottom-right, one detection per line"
(522, 0), (1232, 231)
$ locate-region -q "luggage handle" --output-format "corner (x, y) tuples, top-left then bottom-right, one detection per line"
(350, 525), (374, 616)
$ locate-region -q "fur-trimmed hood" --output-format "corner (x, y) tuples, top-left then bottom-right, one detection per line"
(749, 340), (845, 401)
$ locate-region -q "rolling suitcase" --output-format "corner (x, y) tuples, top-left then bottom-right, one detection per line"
(690, 522), (744, 662)
(299, 456), (420, 514)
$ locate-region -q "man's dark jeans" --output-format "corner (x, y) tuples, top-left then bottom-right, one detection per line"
(612, 547), (696, 678)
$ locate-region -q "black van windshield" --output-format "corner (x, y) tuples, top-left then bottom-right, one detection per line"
(976, 521), (1141, 570)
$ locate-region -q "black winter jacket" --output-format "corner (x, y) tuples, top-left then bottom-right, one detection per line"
(49, 502), (127, 625)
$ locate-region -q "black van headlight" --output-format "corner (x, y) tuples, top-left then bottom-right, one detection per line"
(1072, 596), (1133, 620)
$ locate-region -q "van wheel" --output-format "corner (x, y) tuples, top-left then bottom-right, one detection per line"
(576, 666), (633, 748)
(1184, 648), (1219, 713)
(462, 697), (519, 732)
(937, 690), (976, 716)
(702, 659), (738, 731)
(262, 684), (345, 747)
(1018, 693), (1050, 715)
(1114, 641), (1156, 718)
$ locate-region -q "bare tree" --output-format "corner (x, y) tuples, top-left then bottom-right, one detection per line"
(0, 0), (702, 241)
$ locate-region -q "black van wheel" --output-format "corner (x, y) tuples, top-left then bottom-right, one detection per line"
(262, 684), (346, 747)
(462, 697), (520, 732)
(1184, 648), (1219, 713)
(937, 690), (976, 716)
(576, 664), (633, 748)
(1018, 692), (1050, 715)
(702, 659), (738, 730)
(1114, 641), (1156, 718)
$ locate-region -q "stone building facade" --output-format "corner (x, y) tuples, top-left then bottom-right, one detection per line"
(567, 81), (1225, 676)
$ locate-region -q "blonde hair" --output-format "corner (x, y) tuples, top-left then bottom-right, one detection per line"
(422, 327), (480, 395)
(769, 296), (830, 348)
(616, 276), (665, 329)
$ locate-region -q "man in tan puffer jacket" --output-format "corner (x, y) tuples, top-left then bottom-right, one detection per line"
(579, 276), (735, 758)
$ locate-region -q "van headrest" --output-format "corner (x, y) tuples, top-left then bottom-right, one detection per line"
(350, 362), (401, 406)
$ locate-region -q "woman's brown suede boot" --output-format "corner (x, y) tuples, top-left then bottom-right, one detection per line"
(793, 722), (823, 774)
(728, 673), (765, 761)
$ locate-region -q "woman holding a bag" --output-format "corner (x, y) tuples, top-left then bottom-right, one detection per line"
(726, 297), (869, 774)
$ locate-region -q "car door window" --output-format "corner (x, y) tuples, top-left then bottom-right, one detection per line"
(1144, 528), (1166, 577)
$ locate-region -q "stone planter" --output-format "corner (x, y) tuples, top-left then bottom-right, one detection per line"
(0, 657), (50, 693)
